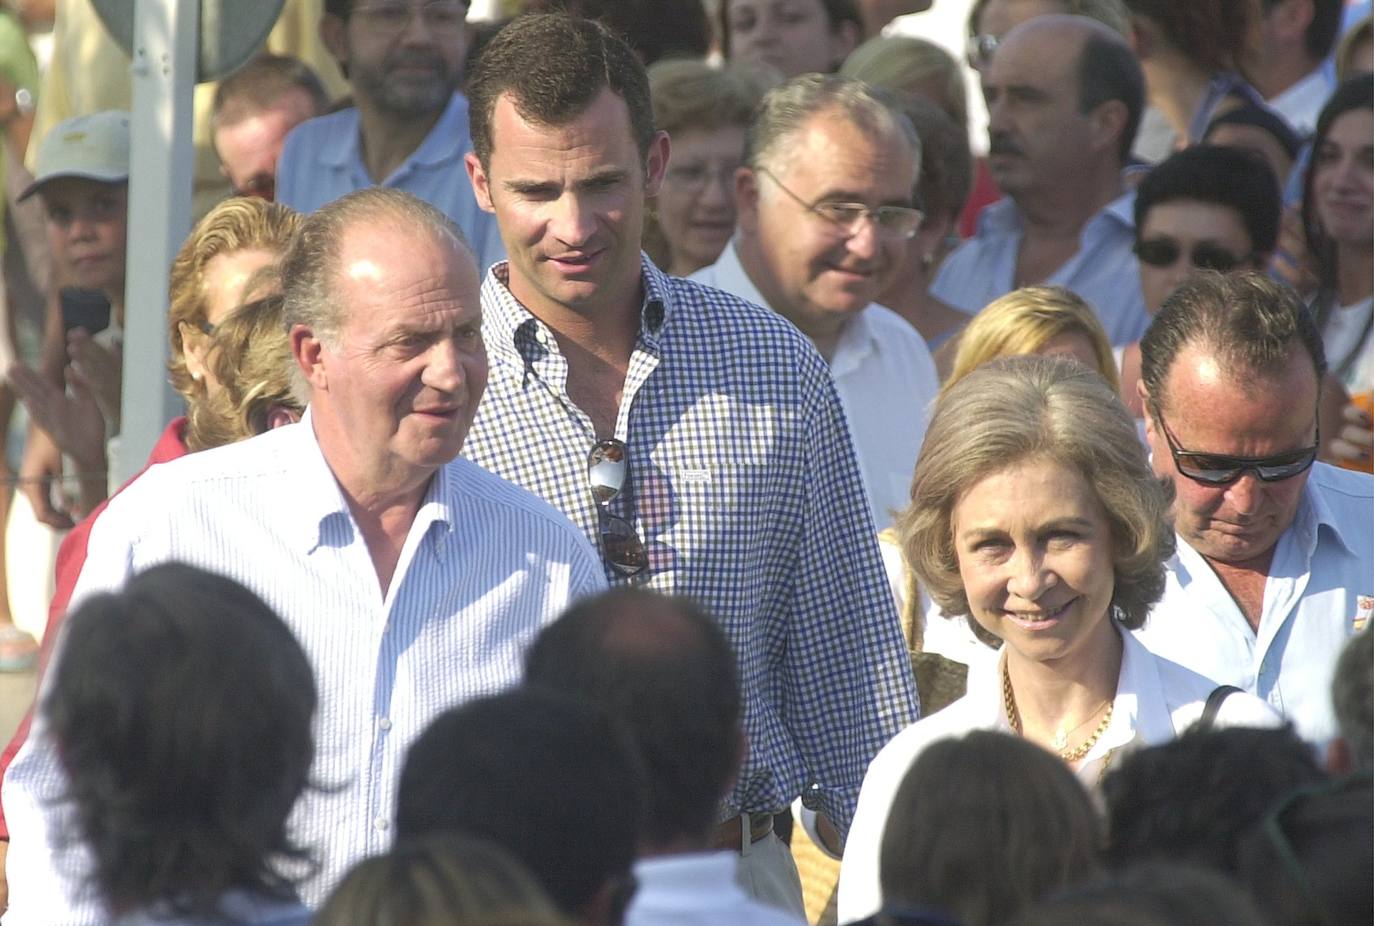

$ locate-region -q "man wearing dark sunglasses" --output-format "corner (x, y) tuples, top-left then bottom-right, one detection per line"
(1134, 272), (1373, 748)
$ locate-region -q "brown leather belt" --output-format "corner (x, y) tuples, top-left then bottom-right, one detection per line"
(712, 811), (775, 852)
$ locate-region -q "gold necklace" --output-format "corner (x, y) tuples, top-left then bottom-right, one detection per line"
(1002, 661), (1116, 763)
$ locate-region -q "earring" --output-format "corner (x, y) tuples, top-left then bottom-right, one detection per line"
(191, 370), (203, 383)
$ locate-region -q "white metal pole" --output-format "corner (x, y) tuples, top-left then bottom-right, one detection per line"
(115, 0), (198, 486)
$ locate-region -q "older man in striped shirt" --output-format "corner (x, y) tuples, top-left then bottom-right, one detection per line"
(0, 188), (606, 923)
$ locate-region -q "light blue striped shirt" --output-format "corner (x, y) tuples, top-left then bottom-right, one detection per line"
(2, 413), (606, 923)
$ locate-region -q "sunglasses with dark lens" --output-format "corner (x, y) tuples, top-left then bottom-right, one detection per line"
(586, 438), (648, 576)
(1157, 407), (1319, 486)
(1133, 237), (1252, 273)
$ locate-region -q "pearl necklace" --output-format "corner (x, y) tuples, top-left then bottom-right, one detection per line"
(1002, 661), (1115, 763)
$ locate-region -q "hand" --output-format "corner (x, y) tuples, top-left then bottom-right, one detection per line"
(1269, 206), (1319, 299)
(14, 415), (71, 529)
(66, 329), (122, 435)
(1330, 398), (1374, 470)
(8, 362), (106, 471)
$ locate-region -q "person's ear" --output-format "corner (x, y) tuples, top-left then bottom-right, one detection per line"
(735, 167), (762, 235)
(1138, 382), (1158, 438)
(179, 322), (209, 383)
(291, 324), (328, 391)
(465, 152), (495, 213)
(1089, 99), (1129, 158)
(644, 131), (671, 198)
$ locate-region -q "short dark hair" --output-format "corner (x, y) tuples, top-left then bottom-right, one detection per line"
(466, 13), (656, 168)
(395, 688), (644, 918)
(1102, 725), (1328, 874)
(523, 0), (711, 66)
(1235, 772), (1374, 926)
(211, 53), (329, 130)
(880, 731), (1103, 926)
(44, 563), (316, 917)
(1139, 271), (1327, 417)
(1076, 29), (1144, 164)
(1134, 145), (1282, 256)
(524, 588), (741, 847)
(1010, 862), (1268, 926)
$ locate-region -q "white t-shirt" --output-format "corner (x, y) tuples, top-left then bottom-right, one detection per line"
(1322, 295), (1374, 394)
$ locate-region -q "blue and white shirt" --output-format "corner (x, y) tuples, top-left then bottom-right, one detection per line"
(1, 413), (606, 923)
(463, 256), (921, 836)
(276, 92), (505, 273)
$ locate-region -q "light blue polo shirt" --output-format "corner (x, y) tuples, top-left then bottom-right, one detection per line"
(931, 188), (1151, 347)
(276, 92), (505, 273)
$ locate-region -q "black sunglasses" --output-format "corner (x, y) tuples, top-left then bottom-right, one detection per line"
(1133, 237), (1252, 273)
(586, 439), (648, 576)
(1156, 406), (1318, 486)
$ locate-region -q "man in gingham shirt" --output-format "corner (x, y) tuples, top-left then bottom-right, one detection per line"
(461, 15), (919, 912)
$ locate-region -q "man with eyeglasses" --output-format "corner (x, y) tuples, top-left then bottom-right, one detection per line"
(275, 0), (505, 271)
(460, 16), (919, 914)
(932, 16), (1151, 347)
(692, 74), (938, 531)
(1134, 272), (1373, 746)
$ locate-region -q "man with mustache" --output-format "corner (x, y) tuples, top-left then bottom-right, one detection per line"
(692, 74), (939, 530)
(932, 16), (1150, 347)
(275, 0), (504, 271)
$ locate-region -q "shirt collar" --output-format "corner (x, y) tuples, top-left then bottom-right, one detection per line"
(830, 306), (878, 376)
(291, 406), (455, 553)
(1297, 465), (1358, 558)
(481, 254), (670, 364)
(320, 92), (470, 171)
(979, 177), (1138, 237)
(632, 852), (744, 908)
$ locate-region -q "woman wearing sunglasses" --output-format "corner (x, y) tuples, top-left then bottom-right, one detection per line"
(1119, 144), (1280, 418)
(837, 354), (1277, 923)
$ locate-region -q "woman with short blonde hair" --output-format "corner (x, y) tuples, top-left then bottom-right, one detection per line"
(946, 286), (1120, 394)
(839, 355), (1278, 922)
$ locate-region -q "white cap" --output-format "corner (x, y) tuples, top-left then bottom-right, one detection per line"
(20, 111), (131, 201)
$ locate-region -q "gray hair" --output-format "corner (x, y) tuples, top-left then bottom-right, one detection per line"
(279, 187), (468, 347)
(898, 355), (1173, 645)
(743, 73), (920, 176)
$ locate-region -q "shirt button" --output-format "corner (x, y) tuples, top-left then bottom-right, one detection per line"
(379, 717), (392, 731)
(374, 817), (389, 832)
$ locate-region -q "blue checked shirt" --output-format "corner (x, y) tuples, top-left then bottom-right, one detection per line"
(1, 414), (607, 923)
(463, 257), (921, 835)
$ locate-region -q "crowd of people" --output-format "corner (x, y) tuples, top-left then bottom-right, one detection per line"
(0, 1), (1366, 924)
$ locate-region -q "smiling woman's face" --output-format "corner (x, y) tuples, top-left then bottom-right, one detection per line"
(952, 456), (1117, 664)
(656, 126), (746, 276)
